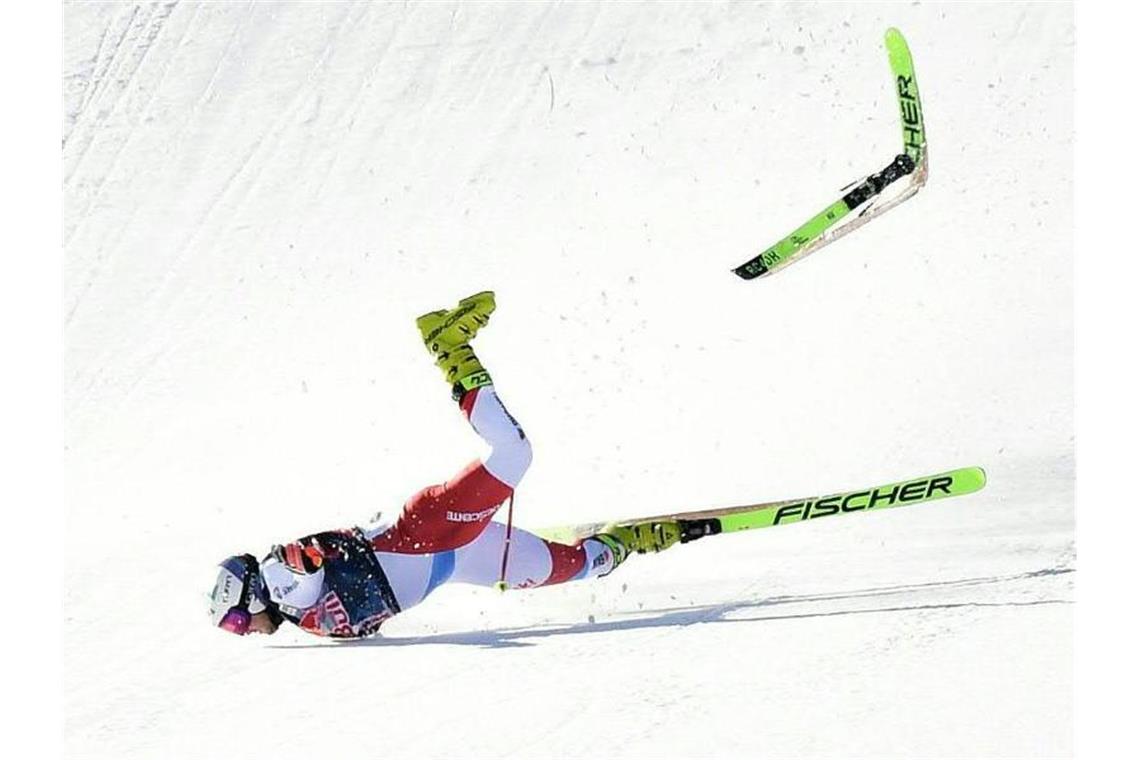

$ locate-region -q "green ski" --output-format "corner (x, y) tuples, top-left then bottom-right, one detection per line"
(886, 26), (927, 166)
(733, 28), (929, 280)
(537, 467), (985, 545)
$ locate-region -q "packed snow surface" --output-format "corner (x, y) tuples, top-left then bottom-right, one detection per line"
(64, 2), (1073, 758)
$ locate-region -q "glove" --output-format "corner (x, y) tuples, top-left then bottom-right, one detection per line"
(272, 539), (325, 574)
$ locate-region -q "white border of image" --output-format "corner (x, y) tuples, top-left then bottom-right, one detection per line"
(1075, 0), (1139, 757)
(2, 1), (1134, 756)
(1, 1), (63, 756)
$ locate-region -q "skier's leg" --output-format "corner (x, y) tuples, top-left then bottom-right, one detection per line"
(370, 521), (607, 613)
(376, 519), (678, 612)
(444, 523), (620, 590)
(461, 385), (532, 489)
(367, 385), (531, 554)
(368, 291), (532, 555)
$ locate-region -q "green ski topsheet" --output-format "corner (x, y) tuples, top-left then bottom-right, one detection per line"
(537, 467), (986, 544)
(733, 28), (927, 280)
(885, 27), (926, 165)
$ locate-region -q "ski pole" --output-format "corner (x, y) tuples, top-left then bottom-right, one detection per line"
(494, 494), (515, 592)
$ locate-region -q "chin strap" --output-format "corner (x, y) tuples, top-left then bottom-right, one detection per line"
(262, 599), (284, 626)
(237, 553), (268, 615)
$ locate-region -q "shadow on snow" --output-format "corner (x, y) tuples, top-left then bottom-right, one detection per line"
(267, 565), (1074, 650)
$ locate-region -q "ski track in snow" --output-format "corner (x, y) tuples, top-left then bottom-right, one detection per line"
(64, 2), (1074, 758)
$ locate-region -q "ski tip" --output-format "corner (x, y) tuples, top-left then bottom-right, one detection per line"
(959, 466), (987, 492)
(884, 28), (913, 59)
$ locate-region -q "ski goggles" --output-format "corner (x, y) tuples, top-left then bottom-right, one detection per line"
(217, 607), (253, 635)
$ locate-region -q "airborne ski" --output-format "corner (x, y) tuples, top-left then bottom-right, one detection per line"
(537, 466), (985, 545)
(733, 27), (928, 280)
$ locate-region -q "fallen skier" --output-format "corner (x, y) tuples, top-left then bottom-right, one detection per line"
(208, 291), (678, 638)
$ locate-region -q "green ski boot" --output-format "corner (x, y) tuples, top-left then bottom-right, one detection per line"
(590, 520), (683, 574)
(416, 291), (496, 398)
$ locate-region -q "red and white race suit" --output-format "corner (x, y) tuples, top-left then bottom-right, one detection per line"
(260, 385), (617, 638)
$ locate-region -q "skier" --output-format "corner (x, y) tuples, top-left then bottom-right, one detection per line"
(208, 291), (682, 638)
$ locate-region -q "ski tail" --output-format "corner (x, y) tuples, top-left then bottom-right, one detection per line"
(733, 153), (916, 280)
(537, 467), (986, 545)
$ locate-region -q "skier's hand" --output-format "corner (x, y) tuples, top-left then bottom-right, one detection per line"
(271, 540), (325, 574)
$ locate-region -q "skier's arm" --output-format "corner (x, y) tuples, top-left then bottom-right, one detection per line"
(260, 541), (327, 610)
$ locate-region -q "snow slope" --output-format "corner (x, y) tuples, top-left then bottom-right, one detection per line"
(63, 2), (1073, 758)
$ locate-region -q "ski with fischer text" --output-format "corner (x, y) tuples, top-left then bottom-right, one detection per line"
(537, 466), (985, 545)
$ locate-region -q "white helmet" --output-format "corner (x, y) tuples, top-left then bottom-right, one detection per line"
(208, 554), (270, 635)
